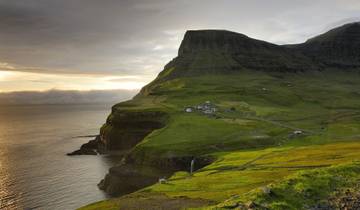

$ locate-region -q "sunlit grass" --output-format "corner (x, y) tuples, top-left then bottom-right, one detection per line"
(147, 142), (360, 201)
(80, 70), (360, 209)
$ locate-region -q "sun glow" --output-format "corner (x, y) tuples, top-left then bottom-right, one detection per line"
(93, 81), (146, 90)
(0, 70), (148, 92)
(0, 71), (13, 80)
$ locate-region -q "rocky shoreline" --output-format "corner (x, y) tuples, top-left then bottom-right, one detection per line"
(67, 135), (106, 156)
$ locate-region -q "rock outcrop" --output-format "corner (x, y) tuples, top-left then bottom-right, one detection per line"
(69, 108), (168, 155)
(99, 155), (213, 195)
(98, 164), (172, 196)
(67, 135), (105, 155)
(100, 109), (169, 150)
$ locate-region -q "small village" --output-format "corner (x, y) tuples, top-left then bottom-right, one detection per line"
(184, 101), (218, 115)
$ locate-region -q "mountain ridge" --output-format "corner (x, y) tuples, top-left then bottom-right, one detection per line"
(139, 22), (360, 96)
(290, 22), (360, 67)
(78, 22), (360, 210)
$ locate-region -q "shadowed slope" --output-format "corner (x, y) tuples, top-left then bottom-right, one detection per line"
(290, 22), (360, 68)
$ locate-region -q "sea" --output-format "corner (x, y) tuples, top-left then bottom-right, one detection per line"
(0, 104), (121, 210)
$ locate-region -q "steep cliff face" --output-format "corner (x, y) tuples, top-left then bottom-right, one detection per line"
(100, 108), (169, 151)
(98, 164), (172, 196)
(290, 22), (360, 68)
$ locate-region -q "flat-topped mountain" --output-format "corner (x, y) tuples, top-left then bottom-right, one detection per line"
(158, 30), (315, 79)
(79, 22), (360, 210)
(179, 30), (279, 55)
(139, 23), (360, 96)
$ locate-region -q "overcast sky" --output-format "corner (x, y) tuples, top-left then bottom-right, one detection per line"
(0, 0), (360, 92)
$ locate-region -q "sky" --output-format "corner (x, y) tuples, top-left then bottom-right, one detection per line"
(0, 0), (360, 93)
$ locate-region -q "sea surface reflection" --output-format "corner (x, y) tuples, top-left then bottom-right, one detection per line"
(0, 104), (119, 210)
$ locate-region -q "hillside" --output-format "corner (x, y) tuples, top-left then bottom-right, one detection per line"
(288, 22), (360, 68)
(78, 22), (360, 210)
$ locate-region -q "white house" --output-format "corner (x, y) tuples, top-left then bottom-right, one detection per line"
(294, 130), (303, 135)
(158, 178), (167, 184)
(185, 107), (193, 113)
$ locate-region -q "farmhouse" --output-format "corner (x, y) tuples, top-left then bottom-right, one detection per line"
(184, 107), (193, 113)
(294, 130), (303, 135)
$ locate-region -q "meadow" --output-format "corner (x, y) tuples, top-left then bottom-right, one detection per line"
(80, 70), (360, 209)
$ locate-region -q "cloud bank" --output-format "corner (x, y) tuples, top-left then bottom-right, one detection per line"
(0, 89), (138, 105)
(1, 0), (360, 75)
(0, 0), (360, 92)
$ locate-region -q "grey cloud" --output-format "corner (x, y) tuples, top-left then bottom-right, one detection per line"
(0, 0), (359, 78)
(0, 3), (49, 30)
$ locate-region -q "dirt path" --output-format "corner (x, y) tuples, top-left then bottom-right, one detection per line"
(244, 116), (318, 135)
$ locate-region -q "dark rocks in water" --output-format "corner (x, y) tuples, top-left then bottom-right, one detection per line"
(80, 138), (99, 150)
(67, 148), (97, 156)
(67, 135), (105, 156)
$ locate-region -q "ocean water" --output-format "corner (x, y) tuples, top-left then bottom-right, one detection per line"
(0, 104), (120, 210)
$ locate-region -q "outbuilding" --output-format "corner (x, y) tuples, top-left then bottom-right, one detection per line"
(185, 107), (193, 113)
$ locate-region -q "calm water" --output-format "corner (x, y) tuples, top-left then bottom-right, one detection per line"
(0, 104), (120, 210)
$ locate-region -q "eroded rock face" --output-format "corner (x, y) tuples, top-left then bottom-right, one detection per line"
(100, 109), (169, 151)
(99, 156), (214, 196)
(98, 164), (172, 196)
(125, 153), (214, 171)
(68, 110), (168, 155)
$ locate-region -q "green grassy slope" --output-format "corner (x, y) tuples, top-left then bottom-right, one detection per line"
(129, 70), (360, 162)
(80, 69), (360, 210)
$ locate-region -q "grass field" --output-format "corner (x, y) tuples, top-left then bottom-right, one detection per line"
(80, 70), (360, 209)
